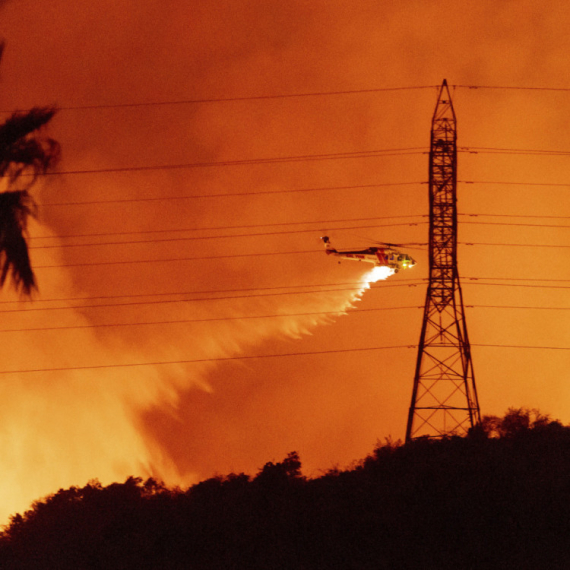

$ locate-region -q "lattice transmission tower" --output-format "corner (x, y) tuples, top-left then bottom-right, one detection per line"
(405, 80), (481, 441)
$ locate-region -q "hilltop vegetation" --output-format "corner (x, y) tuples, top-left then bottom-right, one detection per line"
(1, 408), (569, 569)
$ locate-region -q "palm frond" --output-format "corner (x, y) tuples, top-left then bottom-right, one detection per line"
(0, 190), (36, 294)
(0, 107), (60, 188)
(0, 42), (59, 295)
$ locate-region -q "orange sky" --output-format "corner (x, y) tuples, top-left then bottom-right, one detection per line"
(1, 0), (570, 521)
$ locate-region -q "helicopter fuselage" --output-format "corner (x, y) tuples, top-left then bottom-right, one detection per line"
(322, 236), (415, 272)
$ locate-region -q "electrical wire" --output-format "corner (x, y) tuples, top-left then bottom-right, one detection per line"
(19, 215), (570, 253)
(461, 221), (570, 229)
(7, 83), (570, 117)
(460, 242), (570, 248)
(23, 207), (570, 246)
(464, 282), (570, 290)
(25, 239), (570, 270)
(24, 218), (570, 252)
(0, 306), (422, 334)
(469, 305), (570, 311)
(14, 145), (570, 182)
(0, 281), (426, 313)
(0, 342), (569, 376)
(7, 144), (570, 184)
(31, 148), (426, 178)
(460, 212), (570, 220)
(5, 302), (570, 333)
(0, 346), (416, 376)
(473, 344), (570, 350)
(19, 207), (570, 246)
(27, 221), (428, 250)
(28, 242), (425, 269)
(459, 180), (570, 188)
(5, 83), (570, 117)
(1, 85), (439, 114)
(0, 286), (375, 314)
(0, 278), (426, 306)
(454, 84), (570, 92)
(465, 276), (570, 283)
(460, 146), (570, 156)
(30, 179), (570, 211)
(28, 212), (427, 242)
(32, 249), (321, 269)
(2, 276), (569, 315)
(36, 181), (426, 208)
(0, 281), (365, 306)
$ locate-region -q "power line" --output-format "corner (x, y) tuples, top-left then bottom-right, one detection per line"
(460, 212), (570, 220)
(0, 281), (367, 306)
(5, 146), (569, 184)
(0, 278), (426, 307)
(50, 145), (570, 181)
(0, 306), (422, 334)
(460, 180), (570, 188)
(460, 146), (570, 156)
(466, 276), (570, 283)
(30, 178), (570, 211)
(20, 206), (570, 246)
(5, 302), (570, 333)
(23, 207), (570, 246)
(32, 249), (321, 269)
(23, 244), (416, 269)
(0, 286), (375, 313)
(28, 179), (570, 211)
(8, 83), (570, 117)
(0, 281), (426, 313)
(454, 84), (570, 92)
(470, 304), (570, 311)
(28, 212), (426, 241)
(27, 240), (570, 270)
(3, 276), (569, 315)
(5, 84), (570, 117)
(26, 219), (570, 255)
(0, 345), (415, 376)
(60, 214), (426, 235)
(28, 220), (428, 250)
(473, 343), (570, 350)
(460, 242), (570, 249)
(16, 145), (570, 183)
(32, 148), (425, 178)
(1, 85), (439, 114)
(461, 220), (570, 230)
(25, 218), (570, 252)
(0, 341), (569, 376)
(36, 181), (425, 209)
(465, 282), (570, 290)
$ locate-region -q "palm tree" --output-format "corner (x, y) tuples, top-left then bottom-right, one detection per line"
(0, 41), (60, 294)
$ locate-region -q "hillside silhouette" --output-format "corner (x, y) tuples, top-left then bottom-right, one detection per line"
(1, 408), (569, 569)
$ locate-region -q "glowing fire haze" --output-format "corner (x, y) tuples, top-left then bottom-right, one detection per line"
(0, 1), (407, 525)
(0, 253), (375, 524)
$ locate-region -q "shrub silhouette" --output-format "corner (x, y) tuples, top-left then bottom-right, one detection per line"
(2, 410), (570, 569)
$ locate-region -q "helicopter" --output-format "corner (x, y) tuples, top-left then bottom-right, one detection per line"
(321, 236), (416, 273)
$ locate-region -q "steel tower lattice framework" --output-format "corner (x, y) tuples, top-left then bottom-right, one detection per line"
(405, 80), (481, 442)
